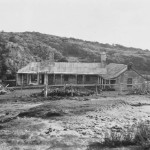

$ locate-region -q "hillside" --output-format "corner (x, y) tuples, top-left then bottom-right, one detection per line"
(0, 31), (150, 79)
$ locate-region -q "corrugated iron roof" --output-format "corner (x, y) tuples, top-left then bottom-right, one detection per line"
(102, 63), (127, 79)
(17, 62), (38, 74)
(17, 62), (107, 75)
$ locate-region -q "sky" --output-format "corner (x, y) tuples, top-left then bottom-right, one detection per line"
(0, 0), (150, 50)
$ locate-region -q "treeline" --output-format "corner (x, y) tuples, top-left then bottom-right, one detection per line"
(0, 31), (150, 80)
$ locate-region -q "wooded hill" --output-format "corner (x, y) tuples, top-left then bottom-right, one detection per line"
(0, 31), (150, 79)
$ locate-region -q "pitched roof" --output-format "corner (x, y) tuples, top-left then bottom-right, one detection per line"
(17, 62), (39, 74)
(17, 62), (107, 75)
(102, 63), (127, 79)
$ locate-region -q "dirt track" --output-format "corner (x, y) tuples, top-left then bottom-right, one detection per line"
(0, 89), (150, 150)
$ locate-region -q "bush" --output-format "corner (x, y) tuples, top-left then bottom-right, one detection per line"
(31, 86), (95, 97)
(102, 129), (135, 148)
(134, 123), (150, 148)
(128, 83), (150, 95)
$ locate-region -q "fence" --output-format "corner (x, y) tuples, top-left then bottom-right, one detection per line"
(42, 82), (150, 96)
(6, 81), (150, 96)
(2, 80), (16, 87)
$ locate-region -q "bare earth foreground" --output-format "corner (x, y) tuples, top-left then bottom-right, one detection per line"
(0, 89), (150, 150)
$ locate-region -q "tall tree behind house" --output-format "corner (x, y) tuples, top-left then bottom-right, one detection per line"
(0, 34), (9, 80)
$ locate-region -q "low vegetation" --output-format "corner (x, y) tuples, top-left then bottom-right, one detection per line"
(1, 89), (150, 149)
(88, 122), (150, 150)
(128, 82), (150, 95)
(31, 86), (95, 98)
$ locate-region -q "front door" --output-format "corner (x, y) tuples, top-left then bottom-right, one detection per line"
(39, 74), (44, 85)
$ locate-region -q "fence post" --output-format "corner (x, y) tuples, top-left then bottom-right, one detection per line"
(21, 74), (23, 97)
(96, 84), (98, 95)
(44, 84), (48, 98)
(71, 85), (73, 97)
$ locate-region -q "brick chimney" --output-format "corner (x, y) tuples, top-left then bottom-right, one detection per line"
(101, 52), (106, 67)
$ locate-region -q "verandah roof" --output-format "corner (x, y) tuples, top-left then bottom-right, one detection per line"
(17, 62), (107, 75)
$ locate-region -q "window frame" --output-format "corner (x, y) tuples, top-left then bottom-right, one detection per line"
(127, 78), (133, 87)
(64, 75), (69, 82)
(31, 74), (37, 83)
(85, 76), (90, 82)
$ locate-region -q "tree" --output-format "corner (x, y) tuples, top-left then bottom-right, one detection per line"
(9, 36), (17, 43)
(0, 34), (9, 80)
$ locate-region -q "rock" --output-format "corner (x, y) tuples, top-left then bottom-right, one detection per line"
(101, 118), (105, 121)
(83, 98), (90, 101)
(133, 118), (137, 121)
(5, 112), (9, 115)
(46, 111), (62, 117)
(111, 125), (123, 132)
(82, 131), (86, 135)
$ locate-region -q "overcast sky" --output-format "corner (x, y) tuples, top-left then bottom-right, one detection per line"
(0, 0), (150, 50)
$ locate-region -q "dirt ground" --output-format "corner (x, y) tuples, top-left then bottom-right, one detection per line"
(0, 89), (150, 150)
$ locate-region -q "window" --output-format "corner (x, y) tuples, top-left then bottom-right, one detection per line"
(110, 80), (116, 84)
(127, 78), (132, 87)
(86, 76), (90, 82)
(64, 75), (69, 82)
(103, 79), (105, 84)
(106, 80), (109, 84)
(31, 74), (37, 83)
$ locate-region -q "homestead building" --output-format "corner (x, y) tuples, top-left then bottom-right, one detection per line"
(17, 52), (145, 91)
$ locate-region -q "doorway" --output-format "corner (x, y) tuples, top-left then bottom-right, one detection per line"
(39, 74), (44, 85)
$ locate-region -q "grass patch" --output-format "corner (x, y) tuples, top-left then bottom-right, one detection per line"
(87, 122), (150, 150)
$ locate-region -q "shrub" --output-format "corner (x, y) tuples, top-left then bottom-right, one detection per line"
(102, 130), (135, 148)
(128, 82), (150, 95)
(134, 123), (150, 148)
(87, 122), (150, 149)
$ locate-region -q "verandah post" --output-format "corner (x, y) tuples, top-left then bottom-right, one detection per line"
(21, 74), (23, 97)
(37, 72), (39, 85)
(76, 74), (77, 84)
(61, 74), (63, 85)
(83, 75), (85, 84)
(44, 72), (48, 97)
(102, 78), (103, 89)
(54, 74), (55, 85)
(97, 75), (99, 94)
